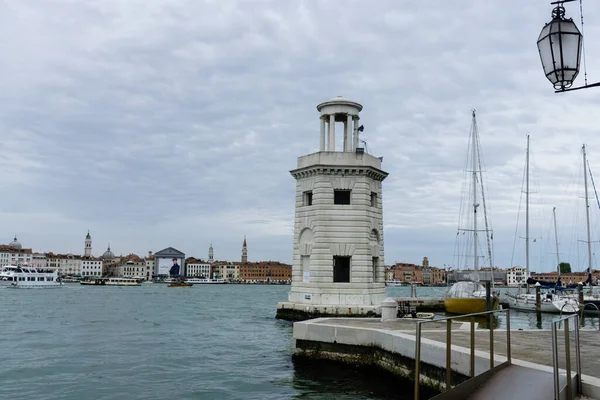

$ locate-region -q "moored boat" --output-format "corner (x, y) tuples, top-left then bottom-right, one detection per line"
(105, 277), (142, 286)
(185, 278), (227, 284)
(80, 278), (107, 286)
(445, 111), (500, 315)
(168, 281), (193, 287)
(0, 265), (63, 288)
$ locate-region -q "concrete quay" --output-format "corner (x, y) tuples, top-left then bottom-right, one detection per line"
(293, 317), (600, 399)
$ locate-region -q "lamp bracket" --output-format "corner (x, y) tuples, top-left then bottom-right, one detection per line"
(555, 81), (600, 93)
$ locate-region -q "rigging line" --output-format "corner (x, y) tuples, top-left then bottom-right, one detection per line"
(587, 160), (600, 211)
(510, 140), (527, 268)
(580, 0), (588, 86)
(477, 132), (493, 268)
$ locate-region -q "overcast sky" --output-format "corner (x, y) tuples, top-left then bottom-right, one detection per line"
(2, 0), (600, 272)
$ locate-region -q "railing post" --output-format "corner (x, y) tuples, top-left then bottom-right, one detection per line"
(552, 322), (560, 400)
(506, 309), (511, 363)
(489, 312), (494, 369)
(470, 316), (475, 377)
(565, 318), (572, 400)
(446, 319), (451, 390)
(414, 322), (422, 400)
(575, 315), (582, 395)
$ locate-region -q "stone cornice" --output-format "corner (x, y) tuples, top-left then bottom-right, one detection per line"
(290, 164), (388, 181)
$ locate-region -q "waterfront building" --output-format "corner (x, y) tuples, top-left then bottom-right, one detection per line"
(116, 254), (146, 278)
(387, 262), (447, 285)
(153, 247), (185, 277)
(31, 253), (47, 269)
(0, 237), (33, 267)
(447, 268), (506, 285)
(186, 257), (211, 278)
(277, 96), (388, 319)
(392, 263), (423, 283)
(506, 266), (529, 286)
(81, 258), (103, 277)
(211, 261), (240, 281)
(46, 253), (81, 276)
(145, 251), (155, 281)
(529, 271), (600, 286)
(240, 261), (291, 283)
(384, 266), (394, 281)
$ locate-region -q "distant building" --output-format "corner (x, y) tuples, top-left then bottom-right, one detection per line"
(31, 253), (47, 269)
(186, 257), (211, 278)
(240, 261), (291, 283)
(153, 247), (185, 277)
(506, 266), (529, 286)
(0, 236), (33, 267)
(145, 252), (155, 281)
(81, 258), (103, 277)
(447, 268), (506, 285)
(116, 254), (146, 278)
(46, 253), (81, 276)
(211, 261), (240, 281)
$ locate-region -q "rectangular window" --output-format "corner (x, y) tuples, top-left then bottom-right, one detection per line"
(303, 191), (313, 206)
(370, 192), (377, 207)
(333, 256), (351, 283)
(334, 190), (351, 205)
(372, 257), (379, 282)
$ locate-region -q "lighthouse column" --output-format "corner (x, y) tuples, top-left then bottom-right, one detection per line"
(320, 117), (326, 151)
(328, 114), (335, 151)
(344, 114), (352, 152)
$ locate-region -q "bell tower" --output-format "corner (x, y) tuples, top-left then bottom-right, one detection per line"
(208, 243), (214, 263)
(241, 236), (248, 264)
(84, 231), (92, 257)
(277, 96), (388, 319)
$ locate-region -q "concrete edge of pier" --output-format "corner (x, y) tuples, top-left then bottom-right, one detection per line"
(276, 301), (380, 321)
(292, 317), (600, 399)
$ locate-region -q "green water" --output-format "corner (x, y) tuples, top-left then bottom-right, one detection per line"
(0, 284), (596, 400)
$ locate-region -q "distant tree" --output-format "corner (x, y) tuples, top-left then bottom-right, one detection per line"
(559, 262), (571, 274)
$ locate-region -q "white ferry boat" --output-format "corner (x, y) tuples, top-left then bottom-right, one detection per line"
(185, 278), (228, 284)
(0, 265), (62, 288)
(385, 281), (405, 286)
(105, 277), (142, 286)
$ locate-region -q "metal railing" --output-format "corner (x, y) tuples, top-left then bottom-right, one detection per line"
(581, 302), (600, 330)
(551, 314), (581, 400)
(413, 309), (511, 400)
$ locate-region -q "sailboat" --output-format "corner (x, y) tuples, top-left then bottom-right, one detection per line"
(506, 136), (578, 313)
(444, 110), (500, 315)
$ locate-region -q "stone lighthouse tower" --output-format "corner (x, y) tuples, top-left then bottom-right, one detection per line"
(277, 96), (388, 319)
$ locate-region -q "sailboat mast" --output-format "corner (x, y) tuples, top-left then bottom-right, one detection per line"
(553, 206), (561, 279)
(583, 144), (593, 283)
(472, 110), (479, 272)
(525, 135), (530, 279)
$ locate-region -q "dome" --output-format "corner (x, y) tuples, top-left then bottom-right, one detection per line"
(9, 236), (22, 249)
(102, 245), (114, 260)
(86, 230), (91, 240)
(316, 96), (363, 113)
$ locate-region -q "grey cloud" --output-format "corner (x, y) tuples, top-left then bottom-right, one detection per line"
(2, 0), (600, 269)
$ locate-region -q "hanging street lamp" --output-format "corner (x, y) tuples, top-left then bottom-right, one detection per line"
(537, 0), (600, 93)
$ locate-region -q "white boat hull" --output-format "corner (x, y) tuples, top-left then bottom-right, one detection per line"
(185, 278), (227, 284)
(0, 281), (63, 289)
(507, 293), (579, 313)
